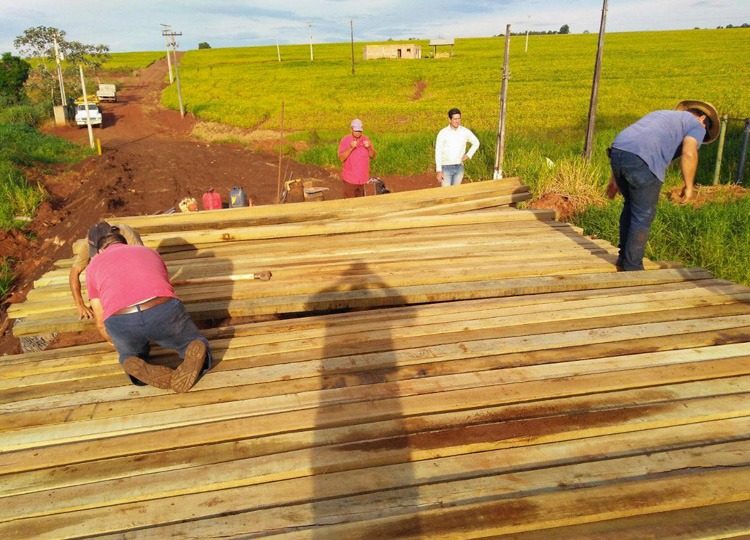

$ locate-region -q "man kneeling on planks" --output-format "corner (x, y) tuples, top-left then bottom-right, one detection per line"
(70, 221), (144, 320)
(85, 227), (211, 392)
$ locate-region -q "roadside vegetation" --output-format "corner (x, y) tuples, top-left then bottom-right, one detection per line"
(0, 124), (91, 230)
(167, 28), (750, 284)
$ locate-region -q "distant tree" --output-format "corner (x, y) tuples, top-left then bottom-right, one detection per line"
(198, 42), (211, 49)
(583, 30), (590, 34)
(14, 26), (109, 70)
(559, 24), (570, 34)
(14, 26), (110, 106)
(0, 52), (31, 102)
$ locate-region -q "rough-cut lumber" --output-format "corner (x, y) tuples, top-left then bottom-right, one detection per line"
(3, 176), (750, 538)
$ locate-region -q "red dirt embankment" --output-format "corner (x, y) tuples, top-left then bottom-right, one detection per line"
(0, 57), (435, 354)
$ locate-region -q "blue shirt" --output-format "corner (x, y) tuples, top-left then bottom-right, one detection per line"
(612, 110), (706, 182)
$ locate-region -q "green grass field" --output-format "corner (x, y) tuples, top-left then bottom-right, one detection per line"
(159, 29), (750, 285)
(101, 51), (165, 72)
(163, 29), (750, 185)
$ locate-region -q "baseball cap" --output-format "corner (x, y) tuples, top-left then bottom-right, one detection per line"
(350, 119), (363, 131)
(87, 221), (115, 257)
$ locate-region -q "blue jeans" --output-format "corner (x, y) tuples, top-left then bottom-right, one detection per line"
(608, 148), (663, 271)
(441, 164), (464, 187)
(105, 298), (212, 384)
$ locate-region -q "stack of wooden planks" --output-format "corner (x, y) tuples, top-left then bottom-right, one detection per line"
(2, 177), (750, 538)
(11, 178), (553, 337)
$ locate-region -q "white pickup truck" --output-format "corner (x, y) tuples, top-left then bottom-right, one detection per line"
(96, 84), (117, 102)
(74, 102), (103, 128)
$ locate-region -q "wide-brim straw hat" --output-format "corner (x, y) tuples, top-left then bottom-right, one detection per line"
(675, 100), (720, 144)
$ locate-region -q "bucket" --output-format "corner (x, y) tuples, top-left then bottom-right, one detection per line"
(202, 188), (222, 210)
(230, 186), (248, 208)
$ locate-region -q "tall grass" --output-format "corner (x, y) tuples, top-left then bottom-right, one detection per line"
(574, 196), (750, 285)
(0, 257), (15, 300)
(0, 101), (50, 127)
(0, 124), (91, 166)
(0, 161), (46, 230)
(0, 124), (92, 231)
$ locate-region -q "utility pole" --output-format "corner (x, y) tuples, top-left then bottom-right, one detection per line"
(53, 36), (67, 115)
(162, 29), (185, 118)
(525, 16), (531, 53)
(583, 0), (608, 160)
(308, 22), (314, 61)
(78, 65), (95, 149)
(493, 24), (512, 180)
(350, 20), (355, 75)
(161, 24), (174, 84)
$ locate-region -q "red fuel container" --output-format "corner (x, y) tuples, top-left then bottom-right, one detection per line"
(202, 188), (222, 210)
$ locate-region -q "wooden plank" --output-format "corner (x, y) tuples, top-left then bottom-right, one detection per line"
(3, 431), (749, 537)
(110, 178), (530, 233)
(268, 468), (750, 539)
(9, 268), (715, 336)
(3, 352), (749, 452)
(6, 279), (750, 392)
(503, 500), (750, 539)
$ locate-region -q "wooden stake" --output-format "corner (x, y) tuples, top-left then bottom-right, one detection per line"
(277, 101), (285, 204)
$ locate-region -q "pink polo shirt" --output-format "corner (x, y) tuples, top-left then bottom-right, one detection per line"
(338, 134), (372, 185)
(86, 243), (176, 320)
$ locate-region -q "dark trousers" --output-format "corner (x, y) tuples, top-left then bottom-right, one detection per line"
(105, 298), (212, 384)
(608, 148), (663, 271)
(343, 181), (365, 198)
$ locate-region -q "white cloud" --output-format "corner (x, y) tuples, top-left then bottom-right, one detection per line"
(0, 0), (747, 53)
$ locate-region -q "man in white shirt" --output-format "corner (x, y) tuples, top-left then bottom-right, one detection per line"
(435, 108), (480, 187)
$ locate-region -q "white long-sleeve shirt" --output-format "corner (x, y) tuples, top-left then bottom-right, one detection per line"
(435, 125), (480, 172)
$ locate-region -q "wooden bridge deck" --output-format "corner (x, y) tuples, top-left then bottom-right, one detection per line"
(2, 179), (750, 538)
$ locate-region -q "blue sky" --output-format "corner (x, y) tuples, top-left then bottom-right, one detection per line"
(1, 0), (747, 53)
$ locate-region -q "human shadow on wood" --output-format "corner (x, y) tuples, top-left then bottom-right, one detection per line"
(308, 261), (422, 538)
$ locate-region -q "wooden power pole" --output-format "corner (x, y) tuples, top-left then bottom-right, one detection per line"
(162, 29), (185, 118)
(493, 24), (511, 180)
(350, 20), (355, 75)
(583, 0), (608, 160)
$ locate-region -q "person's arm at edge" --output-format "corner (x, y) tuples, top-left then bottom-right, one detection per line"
(606, 172), (620, 199)
(90, 298), (112, 344)
(435, 130), (444, 182)
(69, 265), (94, 319)
(464, 128), (480, 161)
(679, 135), (700, 202)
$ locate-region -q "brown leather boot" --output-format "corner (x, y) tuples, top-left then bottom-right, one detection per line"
(171, 339), (206, 393)
(122, 357), (174, 389)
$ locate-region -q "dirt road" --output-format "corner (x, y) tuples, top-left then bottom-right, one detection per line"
(0, 57), (433, 353)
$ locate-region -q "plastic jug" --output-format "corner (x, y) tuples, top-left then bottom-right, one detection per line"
(202, 188), (222, 210)
(229, 186), (248, 208)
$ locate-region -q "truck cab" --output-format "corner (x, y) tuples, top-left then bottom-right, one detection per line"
(74, 100), (103, 128)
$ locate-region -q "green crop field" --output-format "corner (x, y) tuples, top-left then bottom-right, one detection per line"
(103, 51), (165, 72)
(159, 28), (750, 285)
(164, 29), (749, 185)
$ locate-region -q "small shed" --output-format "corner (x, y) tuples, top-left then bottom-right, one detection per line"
(363, 44), (422, 60)
(429, 38), (455, 57)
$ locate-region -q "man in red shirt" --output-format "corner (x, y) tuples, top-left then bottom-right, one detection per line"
(338, 118), (377, 198)
(86, 228), (211, 392)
